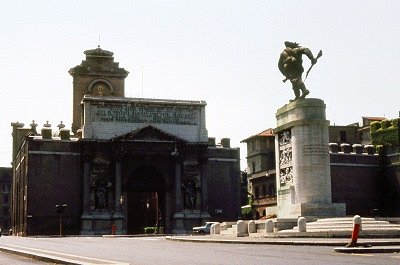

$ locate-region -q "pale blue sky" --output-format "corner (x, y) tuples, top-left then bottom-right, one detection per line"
(1, 1), (399, 168)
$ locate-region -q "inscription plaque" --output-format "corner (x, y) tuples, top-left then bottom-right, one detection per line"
(301, 144), (329, 159)
(91, 103), (199, 125)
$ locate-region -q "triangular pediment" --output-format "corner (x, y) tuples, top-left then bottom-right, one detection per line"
(113, 125), (186, 143)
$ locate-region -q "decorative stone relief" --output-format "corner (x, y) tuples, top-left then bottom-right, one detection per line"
(279, 147), (292, 166)
(278, 130), (293, 186)
(279, 131), (292, 146)
(280, 167), (293, 185)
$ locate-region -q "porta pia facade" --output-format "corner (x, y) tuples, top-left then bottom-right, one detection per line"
(11, 47), (240, 236)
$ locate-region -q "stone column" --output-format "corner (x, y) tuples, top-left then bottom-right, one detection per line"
(200, 161), (207, 212)
(173, 154), (185, 233)
(81, 150), (93, 235)
(291, 106), (332, 204)
(200, 156), (210, 220)
(174, 158), (182, 212)
(82, 152), (92, 215)
(113, 151), (124, 234)
(114, 151), (124, 213)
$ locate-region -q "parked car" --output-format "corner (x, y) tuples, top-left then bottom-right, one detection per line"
(192, 222), (218, 234)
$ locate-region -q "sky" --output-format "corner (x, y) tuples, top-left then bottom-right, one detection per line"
(1, 1), (399, 169)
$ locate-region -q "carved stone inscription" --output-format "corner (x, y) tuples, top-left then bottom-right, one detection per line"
(302, 144), (329, 159)
(91, 103), (199, 125)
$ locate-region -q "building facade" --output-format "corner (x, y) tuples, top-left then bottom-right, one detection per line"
(241, 129), (276, 219)
(11, 47), (241, 236)
(0, 167), (12, 234)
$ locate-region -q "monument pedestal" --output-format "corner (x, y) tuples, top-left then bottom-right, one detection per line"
(267, 98), (345, 219)
(267, 203), (346, 220)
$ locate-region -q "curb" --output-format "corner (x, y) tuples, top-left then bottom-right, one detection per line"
(166, 236), (400, 247)
(166, 236), (346, 246)
(0, 245), (81, 265)
(0, 244), (127, 265)
(334, 246), (400, 254)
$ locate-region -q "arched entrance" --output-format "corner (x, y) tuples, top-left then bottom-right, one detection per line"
(124, 166), (165, 234)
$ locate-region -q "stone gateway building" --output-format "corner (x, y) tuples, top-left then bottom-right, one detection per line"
(11, 47), (241, 236)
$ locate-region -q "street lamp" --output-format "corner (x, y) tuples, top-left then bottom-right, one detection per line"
(145, 202), (150, 227)
(55, 204), (67, 236)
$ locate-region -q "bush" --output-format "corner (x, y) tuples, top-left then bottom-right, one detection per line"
(392, 118), (399, 128)
(381, 119), (392, 129)
(370, 121), (381, 133)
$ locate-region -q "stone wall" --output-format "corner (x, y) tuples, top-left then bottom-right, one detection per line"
(328, 142), (400, 216)
(330, 149), (380, 216)
(206, 145), (241, 222)
(14, 137), (82, 235)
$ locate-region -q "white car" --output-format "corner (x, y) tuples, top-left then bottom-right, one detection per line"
(192, 222), (218, 234)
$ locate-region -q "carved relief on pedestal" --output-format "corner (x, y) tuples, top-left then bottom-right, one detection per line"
(278, 130), (293, 186)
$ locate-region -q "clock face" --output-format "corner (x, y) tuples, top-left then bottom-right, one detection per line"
(94, 84), (109, 96)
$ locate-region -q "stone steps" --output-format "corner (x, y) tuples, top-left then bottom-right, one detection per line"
(279, 217), (400, 235)
(218, 217), (400, 238)
(305, 217), (397, 225)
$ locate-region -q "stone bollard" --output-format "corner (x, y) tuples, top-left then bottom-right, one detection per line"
(266, 219), (274, 233)
(210, 224), (215, 234)
(298, 217), (307, 232)
(210, 223), (220, 234)
(236, 220), (248, 237)
(347, 215), (362, 247)
(273, 219), (278, 233)
(248, 220), (256, 234)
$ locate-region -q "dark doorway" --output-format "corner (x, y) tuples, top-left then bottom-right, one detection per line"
(125, 166), (165, 234)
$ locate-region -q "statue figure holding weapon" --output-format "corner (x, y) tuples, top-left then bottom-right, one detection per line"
(278, 41), (322, 101)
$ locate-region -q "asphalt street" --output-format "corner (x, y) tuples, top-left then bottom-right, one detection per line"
(0, 250), (56, 265)
(0, 236), (399, 265)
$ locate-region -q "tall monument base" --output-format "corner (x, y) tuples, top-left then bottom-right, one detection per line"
(267, 98), (345, 219)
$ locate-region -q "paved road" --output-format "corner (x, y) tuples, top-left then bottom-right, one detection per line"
(0, 251), (56, 265)
(0, 236), (400, 265)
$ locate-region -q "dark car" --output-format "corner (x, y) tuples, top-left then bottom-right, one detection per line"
(192, 222), (218, 234)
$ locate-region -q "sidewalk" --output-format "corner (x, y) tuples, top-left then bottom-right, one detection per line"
(166, 234), (400, 253)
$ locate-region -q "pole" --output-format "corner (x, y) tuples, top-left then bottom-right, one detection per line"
(59, 213), (62, 236)
(346, 215), (362, 247)
(56, 204), (67, 236)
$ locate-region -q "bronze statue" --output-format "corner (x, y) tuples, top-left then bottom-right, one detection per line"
(278, 41), (322, 101)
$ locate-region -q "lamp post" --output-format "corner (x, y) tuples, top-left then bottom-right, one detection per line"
(55, 204), (67, 236)
(145, 202), (150, 227)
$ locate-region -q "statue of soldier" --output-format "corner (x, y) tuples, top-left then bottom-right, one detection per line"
(278, 41), (320, 101)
